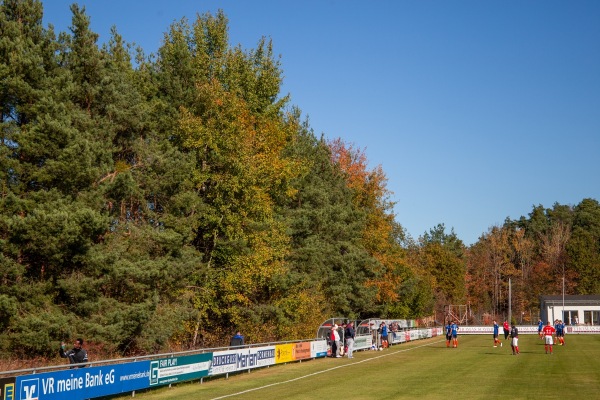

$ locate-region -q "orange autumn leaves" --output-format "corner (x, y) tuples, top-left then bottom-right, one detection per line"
(328, 139), (405, 303)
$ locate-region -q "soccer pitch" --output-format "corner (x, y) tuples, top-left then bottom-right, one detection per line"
(120, 334), (600, 399)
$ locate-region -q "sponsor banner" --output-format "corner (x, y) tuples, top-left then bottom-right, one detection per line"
(1, 377), (15, 400)
(389, 331), (406, 345)
(149, 353), (211, 386)
(458, 326), (491, 334)
(513, 326), (538, 334)
(417, 329), (430, 339)
(209, 346), (275, 376)
(275, 344), (294, 364)
(353, 335), (372, 351)
(409, 330), (420, 341)
(568, 325), (600, 334)
(456, 326), (539, 335)
(15, 360), (150, 400)
(253, 346), (277, 367)
(209, 350), (245, 375)
(293, 342), (312, 360)
(311, 339), (328, 357)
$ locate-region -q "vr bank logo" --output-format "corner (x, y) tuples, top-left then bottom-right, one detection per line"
(19, 379), (38, 400)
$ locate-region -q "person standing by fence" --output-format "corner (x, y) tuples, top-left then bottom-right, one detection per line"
(345, 322), (355, 359)
(330, 325), (342, 357)
(59, 338), (88, 368)
(230, 331), (244, 347)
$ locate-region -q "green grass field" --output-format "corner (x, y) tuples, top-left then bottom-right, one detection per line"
(117, 334), (600, 399)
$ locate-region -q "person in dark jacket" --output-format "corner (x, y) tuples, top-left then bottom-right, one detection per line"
(230, 331), (244, 347)
(59, 338), (88, 368)
(510, 324), (520, 355)
(344, 322), (356, 359)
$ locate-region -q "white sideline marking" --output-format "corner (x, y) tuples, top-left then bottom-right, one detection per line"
(209, 339), (442, 399)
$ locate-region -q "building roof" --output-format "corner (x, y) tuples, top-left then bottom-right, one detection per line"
(540, 294), (600, 306)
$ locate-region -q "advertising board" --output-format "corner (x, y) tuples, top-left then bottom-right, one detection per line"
(1, 377), (15, 400)
(149, 353), (212, 386)
(209, 346), (275, 376)
(15, 361), (150, 400)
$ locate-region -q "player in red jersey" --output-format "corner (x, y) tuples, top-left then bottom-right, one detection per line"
(542, 321), (556, 354)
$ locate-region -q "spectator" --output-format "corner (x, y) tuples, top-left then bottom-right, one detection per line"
(230, 331), (244, 347)
(59, 338), (88, 368)
(340, 322), (347, 356)
(345, 322), (356, 359)
(331, 325), (342, 357)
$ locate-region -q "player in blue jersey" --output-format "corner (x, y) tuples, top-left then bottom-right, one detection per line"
(556, 320), (565, 345)
(493, 320), (501, 347)
(537, 319), (544, 339)
(445, 321), (452, 348)
(451, 321), (459, 348)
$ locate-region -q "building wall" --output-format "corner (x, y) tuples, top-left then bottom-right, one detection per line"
(542, 305), (600, 325)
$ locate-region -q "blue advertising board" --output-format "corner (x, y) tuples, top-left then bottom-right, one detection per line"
(15, 361), (150, 400)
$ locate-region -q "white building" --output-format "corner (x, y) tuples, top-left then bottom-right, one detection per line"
(540, 295), (600, 326)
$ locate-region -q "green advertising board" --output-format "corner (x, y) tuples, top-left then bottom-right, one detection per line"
(149, 353), (212, 386)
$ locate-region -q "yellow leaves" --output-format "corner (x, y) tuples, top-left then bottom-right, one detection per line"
(327, 138), (406, 305)
(176, 66), (311, 335)
(274, 289), (327, 338)
(179, 80), (302, 203)
(220, 221), (290, 309)
(114, 160), (131, 173)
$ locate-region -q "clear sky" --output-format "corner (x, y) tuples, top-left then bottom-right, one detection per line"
(41, 0), (600, 245)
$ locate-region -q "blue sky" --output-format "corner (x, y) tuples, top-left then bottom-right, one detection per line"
(41, 0), (600, 245)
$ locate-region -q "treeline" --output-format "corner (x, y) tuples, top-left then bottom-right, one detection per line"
(1, 1), (598, 360)
(467, 199), (600, 322)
